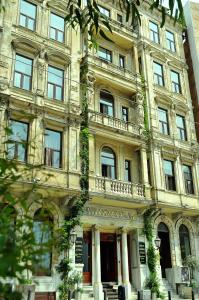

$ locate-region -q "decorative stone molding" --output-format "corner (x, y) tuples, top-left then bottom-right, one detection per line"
(46, 49), (71, 66)
(12, 38), (40, 55)
(83, 206), (136, 220)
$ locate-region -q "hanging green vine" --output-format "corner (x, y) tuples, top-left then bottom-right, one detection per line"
(56, 56), (89, 299)
(144, 209), (161, 297)
(141, 75), (150, 139)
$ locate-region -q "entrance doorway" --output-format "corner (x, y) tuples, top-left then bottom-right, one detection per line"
(35, 293), (56, 300)
(100, 233), (117, 282)
(83, 231), (92, 283)
(158, 222), (172, 278)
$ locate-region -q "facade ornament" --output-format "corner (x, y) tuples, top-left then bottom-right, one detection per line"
(86, 71), (96, 105)
(0, 77), (9, 91)
(83, 206), (136, 220)
(37, 45), (47, 96)
(136, 93), (144, 124)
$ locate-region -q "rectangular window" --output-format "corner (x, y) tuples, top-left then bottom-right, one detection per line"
(171, 70), (181, 93)
(98, 5), (110, 17)
(19, 0), (36, 31)
(7, 120), (29, 162)
(163, 160), (176, 191)
(119, 55), (125, 68)
(50, 13), (65, 43)
(14, 54), (33, 90)
(183, 165), (194, 194)
(149, 21), (159, 44)
(124, 160), (131, 182)
(47, 66), (64, 100)
(158, 107), (169, 135)
(98, 47), (112, 62)
(176, 115), (187, 141)
(44, 129), (62, 168)
(153, 62), (164, 86)
(100, 98), (114, 117)
(166, 30), (176, 52)
(122, 107), (128, 122)
(117, 14), (123, 23)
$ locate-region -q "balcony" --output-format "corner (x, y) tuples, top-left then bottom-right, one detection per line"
(90, 176), (145, 200)
(86, 55), (141, 92)
(89, 111), (142, 137)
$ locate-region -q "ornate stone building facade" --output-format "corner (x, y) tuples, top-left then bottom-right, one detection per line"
(1, 1), (199, 300)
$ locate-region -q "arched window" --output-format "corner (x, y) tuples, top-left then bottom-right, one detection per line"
(101, 147), (116, 179)
(179, 224), (191, 261)
(33, 209), (53, 276)
(100, 90), (114, 117)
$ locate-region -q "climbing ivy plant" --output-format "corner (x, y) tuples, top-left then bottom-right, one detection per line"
(143, 209), (161, 297)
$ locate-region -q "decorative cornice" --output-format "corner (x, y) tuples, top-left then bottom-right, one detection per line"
(83, 206), (136, 220)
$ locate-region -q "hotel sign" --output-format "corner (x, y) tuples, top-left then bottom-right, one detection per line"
(75, 237), (83, 264)
(139, 242), (146, 264)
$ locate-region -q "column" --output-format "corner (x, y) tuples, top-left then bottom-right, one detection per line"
(117, 236), (122, 285)
(122, 228), (131, 300)
(93, 225), (103, 300)
(133, 44), (139, 74)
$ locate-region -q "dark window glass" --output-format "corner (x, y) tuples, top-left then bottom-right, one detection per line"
(47, 66), (64, 100)
(179, 225), (191, 261)
(158, 108), (169, 135)
(171, 70), (181, 93)
(149, 21), (159, 43)
(122, 107), (128, 122)
(147, 159), (151, 185)
(124, 160), (131, 182)
(44, 129), (62, 168)
(183, 165), (194, 194)
(19, 0), (36, 31)
(176, 115), (187, 141)
(100, 90), (114, 117)
(101, 147), (116, 179)
(119, 55), (125, 68)
(33, 209), (53, 276)
(117, 14), (123, 23)
(7, 120), (28, 162)
(166, 31), (176, 52)
(50, 13), (65, 43)
(98, 47), (112, 62)
(163, 160), (176, 191)
(153, 62), (164, 86)
(14, 54), (33, 90)
(98, 5), (110, 17)
(138, 57), (142, 74)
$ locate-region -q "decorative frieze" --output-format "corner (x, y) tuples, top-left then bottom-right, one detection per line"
(83, 206), (136, 220)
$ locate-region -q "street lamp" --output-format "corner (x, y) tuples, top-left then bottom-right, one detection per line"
(154, 236), (161, 249)
(70, 229), (77, 245)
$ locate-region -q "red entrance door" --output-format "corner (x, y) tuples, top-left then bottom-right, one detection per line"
(35, 292), (56, 300)
(83, 231), (92, 283)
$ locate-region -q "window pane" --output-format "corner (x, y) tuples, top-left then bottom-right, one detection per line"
(55, 86), (62, 100)
(52, 151), (60, 168)
(98, 5), (110, 17)
(149, 21), (158, 33)
(45, 129), (61, 150)
(15, 55), (32, 76)
(158, 108), (167, 122)
(50, 13), (64, 31)
(14, 72), (21, 88)
(50, 27), (56, 40)
(153, 62), (162, 75)
(23, 75), (31, 90)
(19, 14), (26, 27)
(20, 0), (36, 19)
(28, 18), (35, 30)
(48, 66), (63, 85)
(163, 160), (173, 176)
(47, 83), (54, 99)
(10, 120), (28, 141)
(176, 115), (184, 127)
(57, 31), (64, 42)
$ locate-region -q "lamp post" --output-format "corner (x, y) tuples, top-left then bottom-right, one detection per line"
(154, 236), (161, 249)
(70, 228), (77, 245)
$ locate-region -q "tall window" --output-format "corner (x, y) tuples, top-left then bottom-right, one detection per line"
(183, 165), (194, 195)
(153, 62), (164, 86)
(171, 70), (181, 93)
(100, 90), (114, 117)
(163, 160), (176, 191)
(179, 225), (191, 261)
(98, 5), (110, 17)
(158, 107), (169, 135)
(124, 160), (131, 182)
(50, 13), (65, 43)
(33, 209), (53, 276)
(14, 54), (33, 90)
(47, 66), (64, 100)
(176, 115), (187, 141)
(98, 47), (112, 62)
(122, 107), (128, 122)
(149, 21), (159, 43)
(119, 55), (125, 68)
(117, 14), (123, 23)
(166, 31), (176, 52)
(19, 0), (36, 31)
(101, 147), (116, 179)
(44, 129), (62, 168)
(7, 120), (29, 162)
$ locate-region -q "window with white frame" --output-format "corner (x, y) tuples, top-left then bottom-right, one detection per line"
(50, 13), (65, 43)
(153, 62), (164, 86)
(171, 70), (181, 93)
(166, 30), (176, 52)
(149, 21), (159, 43)
(19, 0), (36, 31)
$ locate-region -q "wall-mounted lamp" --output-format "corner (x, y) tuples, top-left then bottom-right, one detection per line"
(154, 236), (161, 249)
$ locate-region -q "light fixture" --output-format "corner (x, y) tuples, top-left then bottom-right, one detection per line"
(117, 234), (121, 242)
(70, 229), (77, 245)
(154, 236), (161, 249)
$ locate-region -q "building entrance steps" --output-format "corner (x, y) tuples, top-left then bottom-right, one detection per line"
(103, 283), (137, 300)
